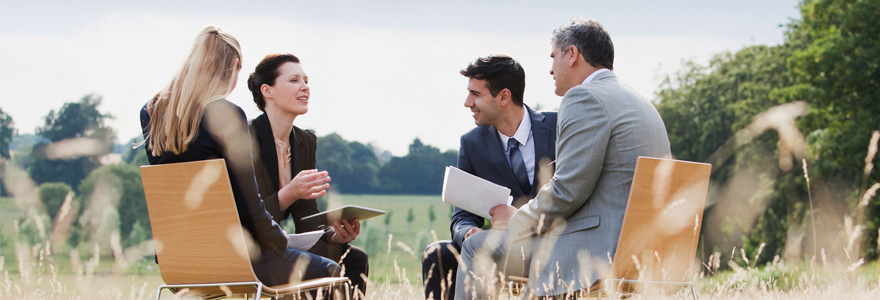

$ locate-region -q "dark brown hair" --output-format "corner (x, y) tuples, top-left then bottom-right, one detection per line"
(247, 53), (300, 112)
(460, 55), (526, 107)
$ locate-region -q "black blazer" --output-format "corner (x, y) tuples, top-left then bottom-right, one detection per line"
(249, 113), (331, 247)
(450, 105), (557, 249)
(140, 99), (287, 254)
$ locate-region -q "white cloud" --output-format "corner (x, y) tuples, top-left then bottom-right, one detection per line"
(1, 12), (761, 155)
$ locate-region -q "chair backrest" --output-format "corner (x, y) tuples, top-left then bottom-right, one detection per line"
(141, 159), (259, 285)
(610, 157), (711, 283)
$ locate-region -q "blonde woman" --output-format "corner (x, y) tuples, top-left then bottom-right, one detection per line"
(139, 26), (340, 286)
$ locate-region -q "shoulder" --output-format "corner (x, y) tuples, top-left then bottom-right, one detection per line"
(292, 125), (317, 141)
(460, 125), (492, 144)
(536, 110), (557, 123)
(249, 113), (269, 131)
(205, 99), (246, 119)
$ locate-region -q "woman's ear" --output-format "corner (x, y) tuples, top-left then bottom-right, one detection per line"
(261, 83), (272, 98)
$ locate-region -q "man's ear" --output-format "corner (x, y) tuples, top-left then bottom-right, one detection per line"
(498, 88), (512, 105)
(567, 45), (579, 67)
(260, 83), (272, 98)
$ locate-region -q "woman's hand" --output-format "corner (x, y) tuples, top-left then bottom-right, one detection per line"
(278, 169), (330, 210)
(331, 219), (361, 244)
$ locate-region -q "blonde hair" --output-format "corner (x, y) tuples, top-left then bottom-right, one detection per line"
(145, 26), (242, 156)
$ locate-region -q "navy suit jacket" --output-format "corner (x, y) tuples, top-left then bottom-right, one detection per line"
(450, 105), (557, 249)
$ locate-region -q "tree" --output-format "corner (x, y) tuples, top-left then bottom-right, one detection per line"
(0, 107), (12, 160)
(783, 0), (880, 259)
(378, 138), (458, 194)
(122, 137), (149, 167)
(0, 108), (12, 196)
(29, 94), (116, 190)
(77, 164), (149, 248)
(428, 204), (436, 229)
(657, 44), (802, 265)
(316, 133), (382, 193)
(384, 210), (393, 233)
(38, 182), (73, 221)
(406, 207), (414, 232)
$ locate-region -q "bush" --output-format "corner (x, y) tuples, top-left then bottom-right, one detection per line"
(78, 164), (149, 248)
(38, 182), (73, 220)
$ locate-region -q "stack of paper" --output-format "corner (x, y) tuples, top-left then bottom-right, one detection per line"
(287, 230), (324, 251)
(441, 166), (511, 219)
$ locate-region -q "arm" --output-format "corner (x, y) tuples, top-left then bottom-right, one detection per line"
(451, 136), (485, 249)
(289, 129), (337, 242)
(205, 101), (288, 253)
(508, 87), (611, 239)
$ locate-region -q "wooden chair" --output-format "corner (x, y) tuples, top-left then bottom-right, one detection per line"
(506, 156), (711, 299)
(141, 159), (350, 300)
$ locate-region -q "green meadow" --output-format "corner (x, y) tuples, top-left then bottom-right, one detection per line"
(324, 193), (454, 285)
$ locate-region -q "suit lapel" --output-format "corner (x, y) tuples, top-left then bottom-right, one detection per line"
(483, 125), (525, 197)
(527, 105), (551, 196)
(255, 114), (281, 192)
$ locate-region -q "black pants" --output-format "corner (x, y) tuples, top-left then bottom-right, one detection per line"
(252, 248), (341, 287)
(309, 242), (370, 295)
(421, 240), (459, 300)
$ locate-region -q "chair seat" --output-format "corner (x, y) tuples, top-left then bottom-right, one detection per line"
(262, 277), (350, 295)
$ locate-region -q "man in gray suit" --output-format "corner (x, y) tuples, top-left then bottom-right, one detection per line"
(455, 18), (671, 299)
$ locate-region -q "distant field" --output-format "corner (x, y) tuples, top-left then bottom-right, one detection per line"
(1, 194), (453, 281)
(324, 193), (454, 285)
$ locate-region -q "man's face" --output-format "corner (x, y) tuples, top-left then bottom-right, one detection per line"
(464, 77), (501, 126)
(549, 45), (572, 96)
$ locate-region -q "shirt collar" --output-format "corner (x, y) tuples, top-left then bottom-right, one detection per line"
(498, 107), (532, 150)
(582, 68), (611, 85)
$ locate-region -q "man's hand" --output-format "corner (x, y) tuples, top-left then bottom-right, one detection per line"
(331, 219), (360, 244)
(278, 169), (331, 210)
(464, 227), (483, 241)
(489, 204), (517, 231)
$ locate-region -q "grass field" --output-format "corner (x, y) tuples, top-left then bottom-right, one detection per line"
(3, 195), (880, 299)
(325, 193), (454, 285)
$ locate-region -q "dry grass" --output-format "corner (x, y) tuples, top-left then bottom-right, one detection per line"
(2, 106), (879, 299)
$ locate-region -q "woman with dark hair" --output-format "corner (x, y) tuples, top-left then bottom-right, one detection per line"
(247, 53), (370, 295)
(139, 27), (340, 287)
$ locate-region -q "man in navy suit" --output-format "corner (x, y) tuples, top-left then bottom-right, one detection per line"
(421, 55), (557, 300)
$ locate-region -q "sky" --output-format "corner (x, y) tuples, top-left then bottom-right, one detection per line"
(0, 0), (802, 156)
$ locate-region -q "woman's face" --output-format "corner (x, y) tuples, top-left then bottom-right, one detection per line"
(264, 62), (310, 116)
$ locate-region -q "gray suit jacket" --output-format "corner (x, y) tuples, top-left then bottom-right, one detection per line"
(507, 71), (671, 296)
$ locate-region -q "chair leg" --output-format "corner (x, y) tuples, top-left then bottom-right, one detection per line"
(255, 282), (263, 300)
(690, 283), (697, 300)
(155, 286), (164, 300)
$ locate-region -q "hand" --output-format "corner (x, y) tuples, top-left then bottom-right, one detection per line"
(464, 227), (483, 241)
(331, 219), (361, 244)
(278, 169), (330, 210)
(489, 205), (517, 231)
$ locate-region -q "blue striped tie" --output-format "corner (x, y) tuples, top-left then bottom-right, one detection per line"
(508, 138), (531, 195)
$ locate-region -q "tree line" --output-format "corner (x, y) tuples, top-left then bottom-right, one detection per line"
(656, 0), (879, 263)
(0, 96), (457, 253)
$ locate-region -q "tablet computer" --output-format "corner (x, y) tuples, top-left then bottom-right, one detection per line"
(300, 205), (386, 225)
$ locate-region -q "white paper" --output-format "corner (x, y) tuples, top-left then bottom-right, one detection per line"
(441, 166), (511, 219)
(287, 230), (324, 251)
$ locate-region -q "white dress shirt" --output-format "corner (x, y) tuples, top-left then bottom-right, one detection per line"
(583, 68), (610, 85)
(497, 107), (535, 185)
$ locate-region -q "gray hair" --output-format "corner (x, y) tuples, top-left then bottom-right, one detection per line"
(552, 18), (614, 70)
